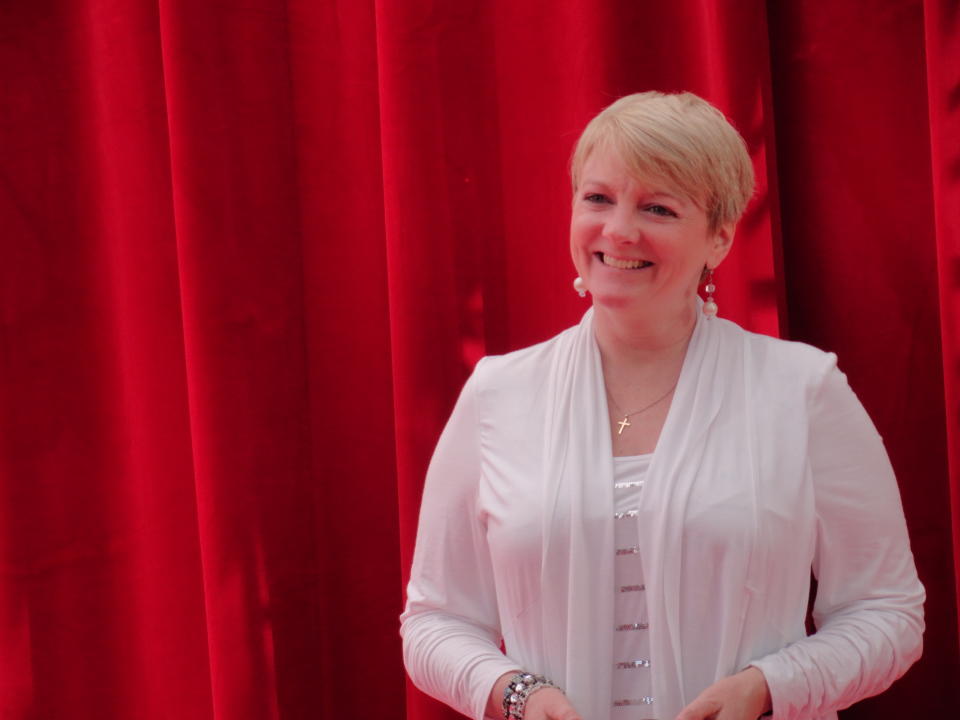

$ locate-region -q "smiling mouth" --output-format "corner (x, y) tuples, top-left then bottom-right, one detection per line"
(596, 252), (654, 270)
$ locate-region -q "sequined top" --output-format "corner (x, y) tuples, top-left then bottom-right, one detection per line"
(613, 453), (654, 717)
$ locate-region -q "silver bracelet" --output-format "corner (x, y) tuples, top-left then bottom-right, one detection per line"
(502, 672), (562, 720)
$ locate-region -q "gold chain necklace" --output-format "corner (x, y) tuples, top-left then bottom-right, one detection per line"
(605, 382), (678, 435)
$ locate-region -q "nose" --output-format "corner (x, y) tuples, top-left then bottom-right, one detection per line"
(603, 205), (639, 244)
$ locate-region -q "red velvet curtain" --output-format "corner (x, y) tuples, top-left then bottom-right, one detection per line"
(0, 1), (956, 718)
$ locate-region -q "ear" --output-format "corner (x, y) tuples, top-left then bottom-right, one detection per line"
(706, 221), (736, 269)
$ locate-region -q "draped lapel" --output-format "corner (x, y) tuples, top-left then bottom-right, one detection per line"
(639, 308), (733, 715)
(539, 308), (615, 719)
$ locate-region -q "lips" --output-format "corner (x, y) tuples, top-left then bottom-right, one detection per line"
(596, 252), (654, 270)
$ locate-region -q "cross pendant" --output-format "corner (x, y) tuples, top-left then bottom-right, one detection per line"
(617, 417), (631, 435)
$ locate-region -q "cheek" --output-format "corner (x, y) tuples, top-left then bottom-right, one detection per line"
(569, 236), (587, 274)
(570, 214), (598, 247)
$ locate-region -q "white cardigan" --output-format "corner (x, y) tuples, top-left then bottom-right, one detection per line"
(400, 307), (924, 720)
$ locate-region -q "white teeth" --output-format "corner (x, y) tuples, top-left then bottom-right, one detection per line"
(601, 253), (651, 270)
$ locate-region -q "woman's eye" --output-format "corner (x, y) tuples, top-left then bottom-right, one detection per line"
(645, 204), (677, 217)
(584, 193), (610, 204)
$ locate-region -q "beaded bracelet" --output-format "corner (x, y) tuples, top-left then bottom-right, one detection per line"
(502, 672), (562, 720)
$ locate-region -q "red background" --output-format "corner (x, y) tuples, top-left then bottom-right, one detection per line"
(0, 1), (957, 718)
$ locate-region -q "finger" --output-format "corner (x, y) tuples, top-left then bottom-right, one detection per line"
(527, 689), (582, 720)
(547, 705), (582, 720)
(675, 697), (719, 720)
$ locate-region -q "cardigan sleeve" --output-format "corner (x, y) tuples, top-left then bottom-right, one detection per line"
(399, 361), (522, 720)
(751, 356), (925, 719)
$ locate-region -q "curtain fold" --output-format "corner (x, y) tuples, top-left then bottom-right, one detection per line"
(923, 0), (960, 647)
(0, 1), (956, 718)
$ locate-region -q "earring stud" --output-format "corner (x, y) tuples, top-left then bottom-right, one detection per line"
(573, 276), (587, 298)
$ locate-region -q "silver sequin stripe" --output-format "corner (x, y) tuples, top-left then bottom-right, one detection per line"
(613, 480), (644, 489)
(615, 659), (651, 669)
(613, 509), (640, 519)
(615, 622), (649, 631)
(615, 546), (640, 556)
(612, 697), (654, 706)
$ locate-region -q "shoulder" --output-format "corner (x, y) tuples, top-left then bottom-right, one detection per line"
(712, 317), (839, 397)
(461, 322), (584, 429)
(472, 322), (580, 393)
(718, 316), (836, 371)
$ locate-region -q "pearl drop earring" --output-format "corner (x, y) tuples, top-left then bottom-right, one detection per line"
(703, 268), (718, 318)
(573, 276), (587, 298)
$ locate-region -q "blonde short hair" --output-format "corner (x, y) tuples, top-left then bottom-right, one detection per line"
(570, 91), (755, 232)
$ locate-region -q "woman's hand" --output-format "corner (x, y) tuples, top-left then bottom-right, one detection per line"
(487, 672), (583, 720)
(522, 687), (582, 720)
(674, 666), (771, 720)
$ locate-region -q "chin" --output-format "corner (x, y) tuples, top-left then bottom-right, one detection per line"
(588, 288), (639, 311)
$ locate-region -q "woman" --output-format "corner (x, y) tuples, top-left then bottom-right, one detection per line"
(399, 91), (924, 720)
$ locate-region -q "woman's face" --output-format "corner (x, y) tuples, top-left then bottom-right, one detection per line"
(570, 145), (733, 314)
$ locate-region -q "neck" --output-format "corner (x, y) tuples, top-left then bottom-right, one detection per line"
(593, 298), (698, 375)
